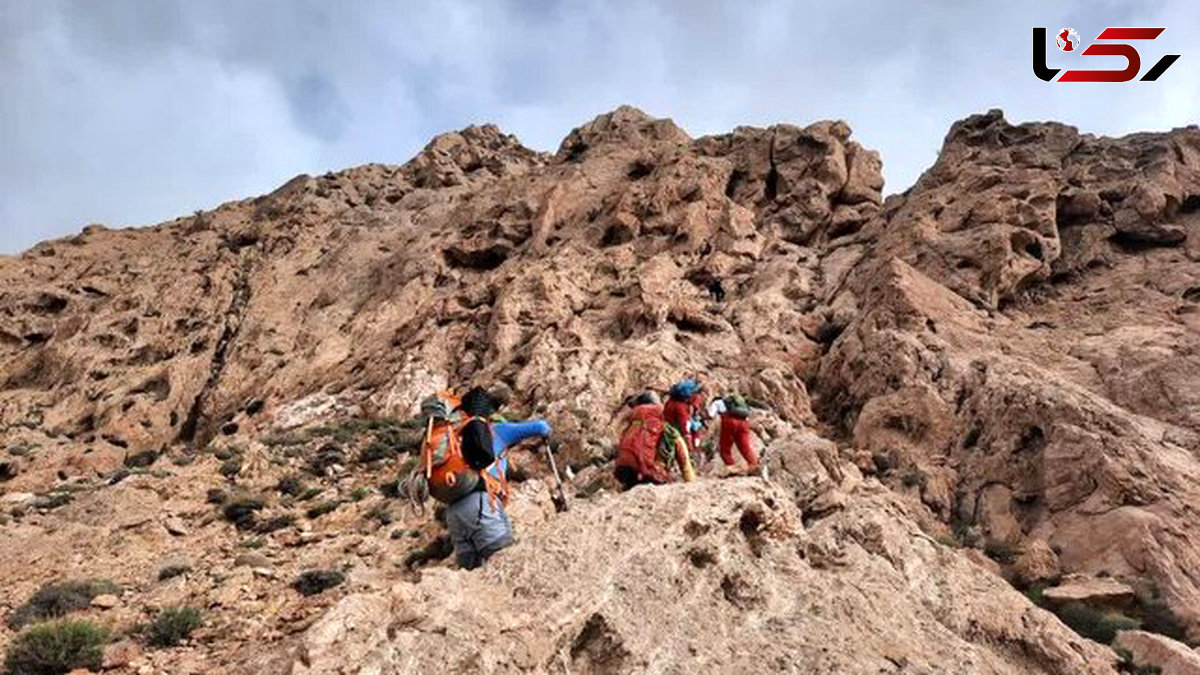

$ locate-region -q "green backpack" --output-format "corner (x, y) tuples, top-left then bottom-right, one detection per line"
(657, 423), (685, 468)
(726, 394), (752, 419)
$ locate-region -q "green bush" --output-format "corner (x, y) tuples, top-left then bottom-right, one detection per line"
(7, 579), (121, 629)
(1055, 602), (1141, 644)
(145, 606), (203, 647)
(298, 486), (324, 502)
(254, 514), (296, 534)
(221, 496), (265, 529)
(348, 487), (371, 502)
(4, 619), (109, 675)
(293, 570), (345, 596)
(306, 500), (341, 519)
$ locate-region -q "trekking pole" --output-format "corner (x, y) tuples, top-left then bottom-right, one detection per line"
(543, 440), (570, 513)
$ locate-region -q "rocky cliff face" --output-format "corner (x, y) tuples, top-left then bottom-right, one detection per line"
(1, 106), (1198, 674)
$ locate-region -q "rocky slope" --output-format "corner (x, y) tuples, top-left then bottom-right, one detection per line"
(1, 106), (1199, 674)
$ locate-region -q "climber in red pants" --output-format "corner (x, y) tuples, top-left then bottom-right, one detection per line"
(708, 394), (759, 470)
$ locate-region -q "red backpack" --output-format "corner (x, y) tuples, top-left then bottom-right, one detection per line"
(617, 404), (673, 484)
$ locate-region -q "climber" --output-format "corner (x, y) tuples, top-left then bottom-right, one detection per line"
(707, 393), (760, 471)
(707, 278), (726, 303)
(664, 379), (706, 465)
(614, 391), (692, 488)
(421, 386), (552, 570)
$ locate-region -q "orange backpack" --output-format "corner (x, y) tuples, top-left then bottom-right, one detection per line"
(421, 399), (510, 507)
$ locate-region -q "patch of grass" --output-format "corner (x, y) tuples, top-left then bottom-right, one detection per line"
(145, 606), (203, 648)
(254, 514), (296, 534)
(218, 459), (242, 478)
(348, 487), (371, 502)
(221, 496), (265, 529)
(4, 619), (109, 675)
(293, 569), (345, 596)
(1119, 576), (1191, 643)
(263, 431), (306, 447)
(7, 579), (121, 629)
(307, 444), (346, 475)
(357, 441), (393, 464)
(306, 500), (341, 519)
(366, 504), (393, 525)
(275, 474), (306, 497)
(157, 564), (191, 581)
(298, 486), (324, 502)
(239, 538), (265, 549)
(1055, 602), (1141, 644)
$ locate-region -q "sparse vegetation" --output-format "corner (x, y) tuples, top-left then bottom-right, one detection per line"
(239, 538), (265, 549)
(293, 569), (345, 596)
(218, 458), (242, 478)
(254, 514), (296, 534)
(4, 619), (109, 675)
(349, 486), (371, 502)
(221, 495), (265, 529)
(1054, 602), (1140, 644)
(206, 488), (228, 504)
(307, 443), (346, 475)
(298, 486), (324, 501)
(357, 441), (392, 464)
(306, 500), (341, 519)
(145, 606), (204, 647)
(7, 578), (121, 629)
(366, 504), (393, 525)
(263, 431), (306, 447)
(276, 474), (306, 497)
(157, 564), (191, 581)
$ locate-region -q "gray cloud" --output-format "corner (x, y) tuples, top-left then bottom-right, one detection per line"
(2, 0), (1197, 253)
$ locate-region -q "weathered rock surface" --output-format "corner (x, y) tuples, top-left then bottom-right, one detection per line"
(1114, 630), (1200, 675)
(2, 106), (1199, 671)
(260, 479), (1116, 675)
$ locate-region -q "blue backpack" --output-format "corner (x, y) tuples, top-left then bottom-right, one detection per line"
(669, 380), (701, 400)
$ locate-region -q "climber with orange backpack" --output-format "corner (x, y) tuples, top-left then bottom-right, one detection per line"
(614, 391), (694, 489)
(420, 386), (552, 570)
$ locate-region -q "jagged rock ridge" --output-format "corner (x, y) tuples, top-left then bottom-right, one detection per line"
(1, 106), (1199, 673)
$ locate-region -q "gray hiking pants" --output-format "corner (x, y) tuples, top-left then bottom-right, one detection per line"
(445, 490), (513, 570)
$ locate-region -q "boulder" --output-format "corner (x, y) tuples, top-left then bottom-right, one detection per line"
(1114, 630), (1200, 675)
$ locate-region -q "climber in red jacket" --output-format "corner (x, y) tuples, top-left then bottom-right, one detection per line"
(663, 379), (706, 462)
(708, 394), (759, 470)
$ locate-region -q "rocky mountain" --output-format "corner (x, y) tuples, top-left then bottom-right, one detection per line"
(1, 106), (1199, 674)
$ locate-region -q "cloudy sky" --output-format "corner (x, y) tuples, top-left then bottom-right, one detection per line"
(2, 1), (1197, 253)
